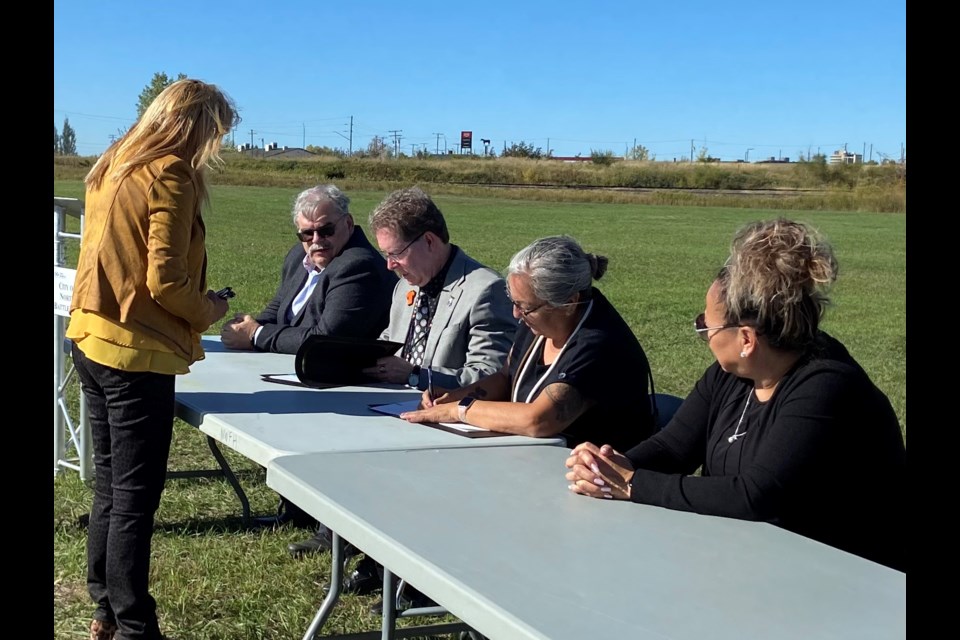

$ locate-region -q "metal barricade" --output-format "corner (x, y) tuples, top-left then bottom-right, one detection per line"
(54, 196), (91, 482)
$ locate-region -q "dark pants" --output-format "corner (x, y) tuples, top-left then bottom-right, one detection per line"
(73, 344), (174, 640)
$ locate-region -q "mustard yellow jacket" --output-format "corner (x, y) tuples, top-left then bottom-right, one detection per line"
(69, 155), (216, 364)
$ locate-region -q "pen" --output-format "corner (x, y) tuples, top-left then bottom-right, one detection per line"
(427, 367), (434, 400)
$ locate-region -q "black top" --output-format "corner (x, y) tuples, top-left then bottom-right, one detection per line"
(508, 288), (655, 452)
(625, 332), (906, 572)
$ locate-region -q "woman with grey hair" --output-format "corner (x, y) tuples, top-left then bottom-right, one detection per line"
(565, 218), (906, 572)
(399, 235), (656, 452)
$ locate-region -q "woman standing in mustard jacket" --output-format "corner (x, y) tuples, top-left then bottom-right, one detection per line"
(67, 79), (239, 640)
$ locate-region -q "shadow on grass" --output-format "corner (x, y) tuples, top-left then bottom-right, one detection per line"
(72, 512), (259, 535)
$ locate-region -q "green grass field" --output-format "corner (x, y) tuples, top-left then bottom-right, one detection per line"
(53, 180), (906, 639)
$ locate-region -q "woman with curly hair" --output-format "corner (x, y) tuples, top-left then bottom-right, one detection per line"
(566, 218), (906, 573)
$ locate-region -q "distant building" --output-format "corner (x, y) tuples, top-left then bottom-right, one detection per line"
(755, 156), (791, 164)
(829, 149), (862, 164)
(236, 141), (316, 159)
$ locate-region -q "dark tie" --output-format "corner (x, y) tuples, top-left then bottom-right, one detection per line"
(405, 291), (432, 366)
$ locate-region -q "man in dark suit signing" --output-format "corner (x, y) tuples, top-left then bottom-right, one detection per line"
(220, 184), (395, 354)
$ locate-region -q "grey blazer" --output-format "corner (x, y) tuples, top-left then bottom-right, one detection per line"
(380, 246), (516, 391)
(254, 226), (396, 354)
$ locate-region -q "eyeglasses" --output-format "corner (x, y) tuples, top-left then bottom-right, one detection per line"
(382, 232), (425, 262)
(507, 294), (586, 318)
(510, 299), (548, 317)
(694, 312), (739, 341)
(296, 216), (346, 242)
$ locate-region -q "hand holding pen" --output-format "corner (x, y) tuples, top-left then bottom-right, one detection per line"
(420, 368), (453, 408)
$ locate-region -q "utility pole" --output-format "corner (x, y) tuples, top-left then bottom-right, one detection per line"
(745, 148), (753, 162)
(302, 123), (306, 149)
(690, 139), (695, 162)
(389, 130), (402, 157)
(346, 116), (353, 155)
(432, 132), (443, 155)
(249, 129), (256, 148)
(410, 143), (417, 156)
(334, 116), (354, 155)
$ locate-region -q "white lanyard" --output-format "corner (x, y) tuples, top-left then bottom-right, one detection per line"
(511, 300), (594, 403)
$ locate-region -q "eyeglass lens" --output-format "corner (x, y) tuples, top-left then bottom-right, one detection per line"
(297, 218), (342, 241)
(384, 232), (424, 260)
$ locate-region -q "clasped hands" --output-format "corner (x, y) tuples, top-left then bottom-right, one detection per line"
(220, 313), (260, 349)
(565, 443), (635, 500)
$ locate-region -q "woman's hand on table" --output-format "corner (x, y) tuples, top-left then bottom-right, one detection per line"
(565, 442), (636, 500)
(401, 396), (458, 424)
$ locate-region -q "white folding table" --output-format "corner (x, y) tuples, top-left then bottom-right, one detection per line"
(175, 336), (565, 522)
(268, 446), (906, 640)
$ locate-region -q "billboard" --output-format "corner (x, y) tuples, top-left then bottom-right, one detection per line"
(460, 131), (472, 150)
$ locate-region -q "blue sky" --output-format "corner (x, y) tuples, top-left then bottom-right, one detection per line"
(54, 0), (905, 162)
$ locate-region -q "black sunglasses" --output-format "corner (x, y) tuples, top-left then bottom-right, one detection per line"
(693, 312), (739, 341)
(296, 216), (346, 242)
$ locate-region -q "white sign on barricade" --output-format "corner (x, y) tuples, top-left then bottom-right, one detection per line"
(54, 267), (76, 317)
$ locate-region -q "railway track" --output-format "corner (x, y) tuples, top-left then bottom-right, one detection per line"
(458, 182), (828, 197)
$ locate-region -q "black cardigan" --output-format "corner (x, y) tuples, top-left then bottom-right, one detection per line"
(625, 333), (906, 572)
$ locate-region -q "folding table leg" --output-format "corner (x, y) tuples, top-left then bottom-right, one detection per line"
(302, 532), (347, 640)
(203, 436), (251, 524)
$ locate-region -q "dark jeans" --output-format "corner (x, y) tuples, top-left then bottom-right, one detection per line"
(72, 344), (175, 640)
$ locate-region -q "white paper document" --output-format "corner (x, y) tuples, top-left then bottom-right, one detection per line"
(369, 400), (490, 433)
(266, 374), (301, 383)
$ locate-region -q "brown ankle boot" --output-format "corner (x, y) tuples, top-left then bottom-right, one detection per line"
(89, 619), (118, 640)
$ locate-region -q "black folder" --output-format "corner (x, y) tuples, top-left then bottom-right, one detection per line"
(295, 335), (403, 387)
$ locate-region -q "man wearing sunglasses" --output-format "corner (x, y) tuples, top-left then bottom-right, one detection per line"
(220, 184), (395, 354)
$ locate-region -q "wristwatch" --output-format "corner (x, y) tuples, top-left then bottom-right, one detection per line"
(458, 396), (476, 423)
(407, 365), (421, 388)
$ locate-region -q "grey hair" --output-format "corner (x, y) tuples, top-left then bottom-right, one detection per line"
(506, 235), (608, 306)
(291, 184), (350, 224)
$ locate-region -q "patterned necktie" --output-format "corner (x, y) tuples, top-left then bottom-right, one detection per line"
(405, 291), (433, 366)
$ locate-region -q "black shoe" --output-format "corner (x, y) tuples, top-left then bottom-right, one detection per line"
(344, 556), (382, 595)
(281, 498), (319, 529)
(369, 585), (437, 615)
(287, 525), (358, 558)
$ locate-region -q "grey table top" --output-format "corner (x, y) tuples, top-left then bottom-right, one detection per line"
(268, 446), (906, 640)
(176, 336), (563, 467)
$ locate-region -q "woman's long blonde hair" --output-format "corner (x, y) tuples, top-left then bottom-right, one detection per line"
(85, 78), (240, 203)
